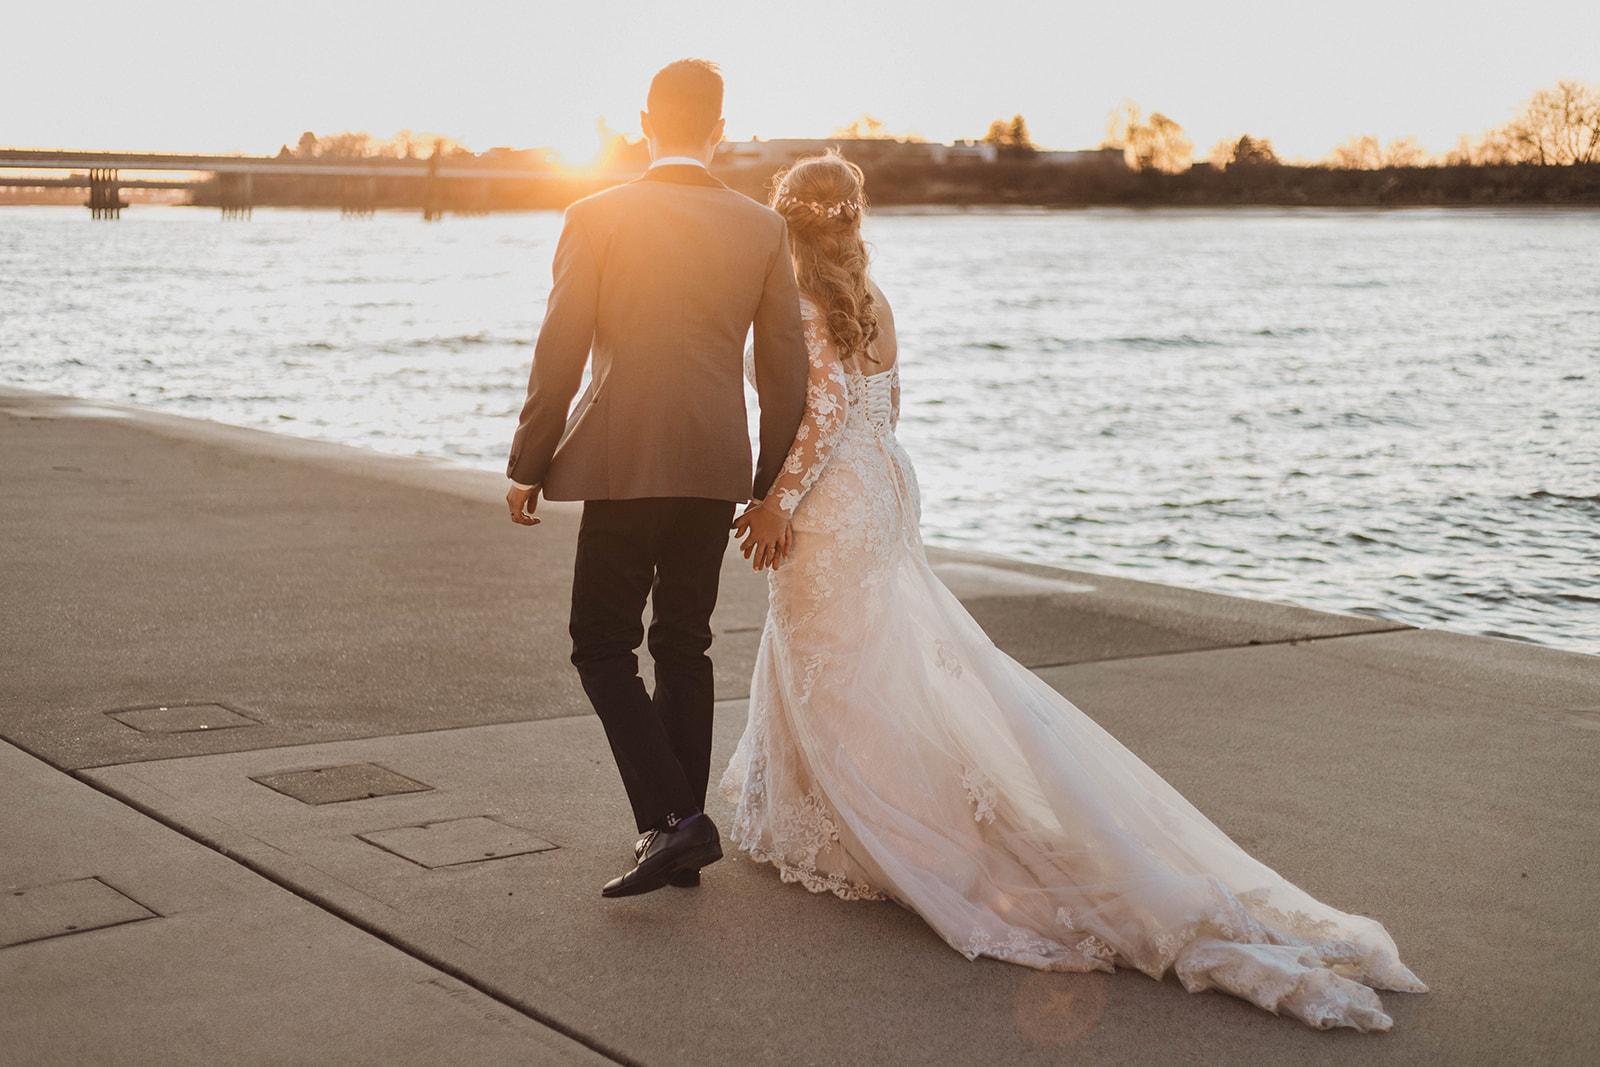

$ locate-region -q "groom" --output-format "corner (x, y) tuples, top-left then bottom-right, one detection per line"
(506, 59), (808, 897)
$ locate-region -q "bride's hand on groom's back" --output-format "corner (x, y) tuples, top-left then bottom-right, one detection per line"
(733, 501), (791, 571)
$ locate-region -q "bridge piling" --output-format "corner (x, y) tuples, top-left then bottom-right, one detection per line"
(219, 172), (253, 219)
(422, 152), (442, 222)
(339, 176), (375, 218)
(87, 168), (125, 219)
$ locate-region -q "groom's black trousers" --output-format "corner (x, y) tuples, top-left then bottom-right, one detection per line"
(569, 496), (735, 834)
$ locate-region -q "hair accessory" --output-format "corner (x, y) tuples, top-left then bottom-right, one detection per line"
(774, 189), (862, 219)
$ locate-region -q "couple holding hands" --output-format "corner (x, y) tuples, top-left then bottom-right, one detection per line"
(506, 59), (1423, 1031)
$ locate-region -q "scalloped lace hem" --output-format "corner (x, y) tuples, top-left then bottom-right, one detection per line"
(732, 841), (888, 903)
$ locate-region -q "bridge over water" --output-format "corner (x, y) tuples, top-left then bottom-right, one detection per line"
(0, 149), (639, 219)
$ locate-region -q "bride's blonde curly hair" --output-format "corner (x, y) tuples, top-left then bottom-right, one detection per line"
(770, 151), (880, 364)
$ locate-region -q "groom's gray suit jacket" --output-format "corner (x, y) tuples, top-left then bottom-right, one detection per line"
(507, 165), (809, 503)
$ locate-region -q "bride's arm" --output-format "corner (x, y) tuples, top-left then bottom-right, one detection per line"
(868, 279), (900, 431)
(765, 312), (850, 518)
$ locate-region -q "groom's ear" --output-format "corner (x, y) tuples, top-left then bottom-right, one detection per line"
(640, 111), (655, 145)
(710, 116), (726, 149)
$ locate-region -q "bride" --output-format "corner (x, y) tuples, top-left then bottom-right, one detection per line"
(724, 152), (1426, 1032)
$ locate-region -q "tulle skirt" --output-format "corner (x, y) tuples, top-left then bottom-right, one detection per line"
(721, 428), (1425, 1031)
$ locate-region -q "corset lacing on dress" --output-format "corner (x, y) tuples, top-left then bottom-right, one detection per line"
(852, 369), (897, 435)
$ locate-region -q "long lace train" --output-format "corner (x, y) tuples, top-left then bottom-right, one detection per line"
(721, 299), (1425, 1031)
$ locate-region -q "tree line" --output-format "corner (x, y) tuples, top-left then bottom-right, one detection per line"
(278, 129), (474, 160)
(1069, 78), (1600, 172)
(281, 78), (1598, 173)
(191, 81), (1598, 215)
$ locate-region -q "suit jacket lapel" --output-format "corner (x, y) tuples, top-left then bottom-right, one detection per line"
(635, 165), (728, 191)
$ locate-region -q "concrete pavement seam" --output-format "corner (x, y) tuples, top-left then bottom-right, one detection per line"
(65, 711), (599, 772)
(2, 735), (644, 1067)
(1026, 623), (1418, 671)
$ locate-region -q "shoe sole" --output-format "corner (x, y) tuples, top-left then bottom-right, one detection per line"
(602, 841), (723, 899)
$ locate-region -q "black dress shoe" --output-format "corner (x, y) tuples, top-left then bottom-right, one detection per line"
(635, 832), (702, 887)
(603, 813), (722, 898)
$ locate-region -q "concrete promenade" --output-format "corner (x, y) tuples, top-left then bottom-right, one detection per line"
(2, 383), (1596, 1066)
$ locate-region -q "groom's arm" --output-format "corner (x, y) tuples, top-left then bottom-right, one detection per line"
(749, 221), (808, 501)
(507, 210), (599, 489)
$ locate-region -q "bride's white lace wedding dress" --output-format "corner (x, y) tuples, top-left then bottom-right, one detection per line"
(720, 297), (1426, 1031)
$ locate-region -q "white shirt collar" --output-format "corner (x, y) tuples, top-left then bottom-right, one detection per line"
(649, 156), (708, 170)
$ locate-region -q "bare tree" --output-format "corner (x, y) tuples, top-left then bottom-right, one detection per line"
(1504, 79), (1600, 164)
(1206, 137), (1239, 167)
(1228, 135), (1280, 167)
(385, 132), (468, 158)
(1008, 114), (1033, 150)
(1103, 99), (1140, 150)
(1444, 134), (1477, 166)
(1329, 134), (1382, 169)
(982, 114), (1036, 158)
(1458, 79), (1600, 165)
(831, 115), (925, 142)
(1329, 135), (1426, 168)
(285, 129), (469, 161)
(1381, 136), (1427, 167)
(832, 114), (891, 139)
(314, 131), (375, 159)
(1142, 113), (1193, 172)
(1103, 100), (1193, 172)
(1451, 128), (1515, 165)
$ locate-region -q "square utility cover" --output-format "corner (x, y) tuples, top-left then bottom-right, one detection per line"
(1, 877), (157, 948)
(359, 817), (557, 868)
(252, 763), (433, 805)
(108, 703), (257, 733)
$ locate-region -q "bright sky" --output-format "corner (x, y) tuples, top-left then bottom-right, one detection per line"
(8, 0), (1597, 164)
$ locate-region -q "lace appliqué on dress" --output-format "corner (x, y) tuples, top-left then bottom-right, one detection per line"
(961, 768), (997, 824)
(726, 782), (885, 903)
(936, 640), (964, 679)
(767, 313), (850, 518)
(723, 294), (1420, 1032)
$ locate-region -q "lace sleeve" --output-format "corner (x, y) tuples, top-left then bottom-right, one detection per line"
(765, 309), (849, 517)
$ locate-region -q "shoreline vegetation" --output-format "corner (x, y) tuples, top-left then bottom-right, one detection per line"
(6, 79), (1597, 212)
(5, 159), (1599, 212)
(732, 159), (1600, 209)
(165, 155), (1600, 212)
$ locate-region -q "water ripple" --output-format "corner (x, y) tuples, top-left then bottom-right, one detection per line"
(2, 205), (1596, 655)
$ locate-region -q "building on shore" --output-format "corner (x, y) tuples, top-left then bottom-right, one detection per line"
(1034, 147), (1127, 167)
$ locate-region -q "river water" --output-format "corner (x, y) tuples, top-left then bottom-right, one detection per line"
(3, 205), (1596, 653)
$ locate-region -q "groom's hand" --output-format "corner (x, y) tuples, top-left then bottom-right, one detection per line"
(507, 483), (541, 526)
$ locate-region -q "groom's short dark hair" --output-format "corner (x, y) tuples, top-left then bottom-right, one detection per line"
(647, 59), (723, 146)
